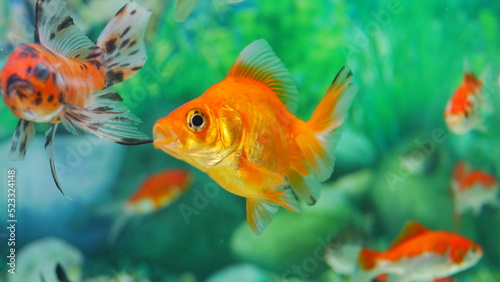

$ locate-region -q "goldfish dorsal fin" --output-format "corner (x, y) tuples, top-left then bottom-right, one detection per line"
(35, 0), (102, 60)
(389, 221), (429, 249)
(227, 39), (300, 113)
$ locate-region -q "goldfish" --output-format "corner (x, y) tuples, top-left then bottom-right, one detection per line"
(153, 39), (358, 234)
(0, 0), (152, 197)
(326, 221), (483, 282)
(173, 0), (245, 22)
(106, 169), (191, 243)
(451, 162), (498, 216)
(444, 71), (489, 134)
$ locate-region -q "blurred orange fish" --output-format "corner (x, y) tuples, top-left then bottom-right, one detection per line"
(444, 72), (489, 134)
(0, 0), (152, 197)
(326, 221), (483, 282)
(153, 39), (358, 234)
(173, 0), (245, 22)
(108, 169), (191, 243)
(451, 162), (498, 217)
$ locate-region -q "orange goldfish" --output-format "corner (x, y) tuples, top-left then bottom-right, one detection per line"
(451, 162), (498, 216)
(445, 72), (489, 134)
(153, 39), (358, 234)
(107, 169), (191, 243)
(1, 0), (152, 196)
(326, 221), (483, 282)
(173, 0), (245, 22)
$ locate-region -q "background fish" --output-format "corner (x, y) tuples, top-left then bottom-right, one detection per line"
(105, 169), (191, 243)
(153, 38), (358, 234)
(326, 221), (483, 282)
(0, 0), (152, 196)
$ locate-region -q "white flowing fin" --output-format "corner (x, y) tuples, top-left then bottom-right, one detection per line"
(44, 123), (72, 199)
(9, 119), (35, 161)
(96, 1), (152, 87)
(226, 39), (300, 113)
(61, 90), (152, 145)
(173, 0), (199, 22)
(35, 0), (102, 60)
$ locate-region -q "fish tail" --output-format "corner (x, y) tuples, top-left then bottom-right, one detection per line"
(295, 66), (358, 181)
(326, 244), (379, 282)
(96, 1), (152, 88)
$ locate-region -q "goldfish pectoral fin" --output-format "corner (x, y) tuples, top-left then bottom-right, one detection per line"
(9, 119), (35, 161)
(61, 90), (152, 145)
(288, 170), (320, 205)
(263, 186), (301, 213)
(246, 197), (279, 235)
(173, 0), (199, 22)
(44, 123), (71, 200)
(226, 39), (299, 113)
(96, 1), (152, 87)
(35, 0), (102, 60)
(298, 66), (358, 181)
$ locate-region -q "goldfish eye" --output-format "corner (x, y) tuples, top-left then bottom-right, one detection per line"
(34, 63), (49, 81)
(186, 108), (207, 132)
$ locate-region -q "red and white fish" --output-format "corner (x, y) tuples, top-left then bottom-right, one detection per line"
(173, 0), (245, 22)
(0, 0), (152, 196)
(107, 169), (191, 243)
(326, 221), (483, 282)
(451, 162), (498, 216)
(444, 71), (490, 134)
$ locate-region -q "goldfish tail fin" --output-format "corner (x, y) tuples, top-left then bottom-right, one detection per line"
(96, 1), (152, 87)
(296, 66), (358, 181)
(9, 119), (35, 161)
(61, 90), (152, 145)
(288, 169), (320, 205)
(173, 0), (199, 22)
(44, 123), (71, 199)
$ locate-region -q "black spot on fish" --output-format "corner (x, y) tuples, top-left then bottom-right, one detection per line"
(79, 65), (84, 70)
(131, 10), (137, 15)
(105, 38), (118, 53)
(52, 73), (57, 83)
(115, 5), (126, 16)
(50, 33), (55, 40)
(121, 26), (131, 38)
(120, 63), (130, 67)
(36, 92), (41, 97)
(7, 74), (23, 87)
(100, 92), (123, 102)
(129, 40), (137, 47)
(93, 106), (113, 112)
(108, 63), (119, 68)
(58, 93), (64, 103)
(10, 106), (16, 110)
(35, 98), (43, 105)
(131, 66), (142, 71)
(86, 52), (101, 60)
(48, 94), (54, 103)
(118, 138), (153, 145)
(19, 52), (29, 58)
(106, 70), (124, 86)
(120, 39), (130, 49)
(129, 50), (139, 56)
(88, 60), (102, 70)
(57, 16), (73, 31)
(27, 67), (33, 73)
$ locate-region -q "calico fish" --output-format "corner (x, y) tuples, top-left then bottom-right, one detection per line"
(0, 0), (152, 197)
